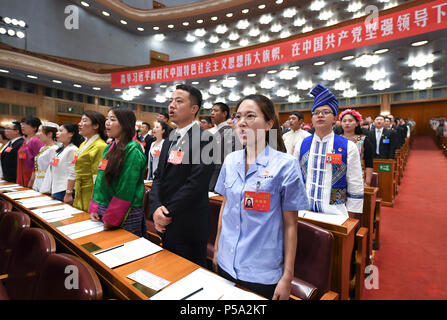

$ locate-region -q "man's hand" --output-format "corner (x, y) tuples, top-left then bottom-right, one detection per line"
(153, 206), (172, 233)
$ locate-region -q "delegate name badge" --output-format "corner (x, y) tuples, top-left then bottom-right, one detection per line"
(168, 150), (184, 164)
(5, 147), (12, 153)
(152, 149), (161, 157)
(50, 157), (60, 167)
(326, 153), (342, 164)
(98, 159), (108, 170)
(18, 152), (26, 159)
(244, 191), (271, 212)
(382, 138), (390, 144)
(72, 155), (78, 165)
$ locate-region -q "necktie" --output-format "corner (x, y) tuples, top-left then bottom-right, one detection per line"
(376, 129), (382, 154)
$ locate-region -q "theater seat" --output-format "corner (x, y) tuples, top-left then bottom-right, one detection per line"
(1, 228), (56, 300)
(0, 211), (30, 274)
(291, 220), (335, 300)
(33, 253), (103, 300)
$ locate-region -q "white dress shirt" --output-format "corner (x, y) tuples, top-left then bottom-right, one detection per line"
(375, 128), (383, 154)
(283, 128), (311, 155)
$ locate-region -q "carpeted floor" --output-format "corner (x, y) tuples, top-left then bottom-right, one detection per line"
(362, 135), (447, 300)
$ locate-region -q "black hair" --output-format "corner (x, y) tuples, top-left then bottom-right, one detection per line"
(0, 127), (6, 141)
(201, 116), (212, 124)
(12, 121), (23, 135)
(213, 102), (230, 120)
(57, 123), (84, 153)
(21, 115), (41, 133)
(159, 112), (170, 121)
(339, 112), (364, 135)
(83, 110), (107, 142)
(156, 121), (170, 139)
(41, 125), (58, 142)
(176, 84), (203, 112)
(290, 111), (304, 120)
(141, 122), (151, 129)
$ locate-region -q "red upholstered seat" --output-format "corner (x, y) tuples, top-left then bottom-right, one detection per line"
(292, 220), (334, 300)
(0, 211), (30, 274)
(3, 228), (56, 300)
(33, 253), (102, 300)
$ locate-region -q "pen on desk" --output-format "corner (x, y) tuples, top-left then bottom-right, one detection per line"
(41, 207), (65, 214)
(180, 287), (203, 300)
(94, 244), (124, 255)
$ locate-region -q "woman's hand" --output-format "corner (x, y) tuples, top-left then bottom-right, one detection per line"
(272, 276), (292, 300)
(90, 211), (100, 221)
(63, 193), (73, 205)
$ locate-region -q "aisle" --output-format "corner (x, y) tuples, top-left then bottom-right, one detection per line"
(362, 136), (447, 300)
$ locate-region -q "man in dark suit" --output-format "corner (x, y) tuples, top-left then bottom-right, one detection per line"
(368, 115), (397, 159)
(149, 84), (214, 267)
(1, 121), (24, 182)
(139, 122), (156, 159)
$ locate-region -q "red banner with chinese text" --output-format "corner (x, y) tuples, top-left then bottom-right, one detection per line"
(111, 0), (447, 87)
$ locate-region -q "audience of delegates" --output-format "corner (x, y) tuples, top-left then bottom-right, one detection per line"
(73, 111), (107, 211)
(1, 122), (23, 182)
(293, 84), (364, 220)
(213, 94), (309, 300)
(138, 122), (156, 160)
(41, 123), (83, 201)
(89, 108), (147, 237)
(282, 111), (311, 156)
(199, 116), (213, 130)
(30, 122), (59, 192)
(147, 121), (169, 180)
(157, 112), (173, 135)
(0, 127), (9, 180)
(17, 116), (45, 187)
(337, 109), (374, 186)
(367, 115), (398, 159)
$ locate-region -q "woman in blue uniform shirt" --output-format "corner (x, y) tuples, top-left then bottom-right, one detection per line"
(213, 94), (309, 299)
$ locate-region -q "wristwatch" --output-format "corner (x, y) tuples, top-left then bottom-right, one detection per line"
(66, 190), (73, 194)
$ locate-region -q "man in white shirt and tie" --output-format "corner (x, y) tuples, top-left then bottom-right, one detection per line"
(282, 111), (311, 155)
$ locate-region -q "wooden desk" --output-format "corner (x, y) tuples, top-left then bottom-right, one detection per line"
(373, 159), (395, 207)
(363, 187), (378, 264)
(298, 216), (358, 300)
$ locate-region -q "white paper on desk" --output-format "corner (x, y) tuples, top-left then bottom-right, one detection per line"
(21, 199), (62, 208)
(208, 191), (220, 198)
(57, 219), (104, 237)
(144, 180), (153, 184)
(4, 190), (42, 199)
(17, 195), (52, 205)
(93, 237), (162, 269)
(0, 186), (22, 192)
(218, 286), (267, 300)
(0, 184), (21, 189)
(69, 225), (105, 239)
(150, 268), (236, 300)
(127, 269), (170, 291)
(299, 210), (348, 225)
(32, 204), (83, 216)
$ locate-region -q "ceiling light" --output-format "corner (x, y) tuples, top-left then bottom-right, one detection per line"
(209, 35), (219, 43)
(226, 13), (233, 18)
(279, 69), (298, 80)
(302, 26), (314, 33)
(334, 80), (351, 91)
(288, 95), (300, 103)
(195, 41), (206, 49)
(318, 10), (333, 20)
(154, 34), (165, 41)
(196, 19), (204, 24)
(52, 80), (62, 84)
(365, 68), (387, 81)
(248, 28), (261, 37)
(236, 19), (249, 30)
(408, 53), (434, 67)
(259, 35), (270, 42)
(347, 2), (363, 12)
(155, 95), (167, 103)
(276, 88), (290, 97)
(242, 9), (249, 14)
(16, 31), (25, 38)
(0, 27), (6, 34)
(160, 84), (167, 88)
(270, 24), (282, 33)
(222, 78), (238, 88)
(18, 20), (26, 28)
(342, 55), (355, 61)
(243, 87), (256, 96)
(276, 0), (284, 4)
(374, 48), (389, 54)
(26, 75), (38, 79)
(211, 16), (218, 21)
(186, 34), (196, 42)
(228, 92), (241, 101)
(194, 28), (206, 37)
(343, 89), (358, 97)
(296, 79), (313, 90)
(192, 81), (199, 85)
(0, 69), (9, 73)
(247, 73), (256, 77)
(144, 86), (152, 89)
(321, 69), (342, 80)
(239, 38), (249, 47)
(182, 22), (189, 26)
(267, 70), (278, 74)
(260, 79), (276, 89)
(74, 84), (82, 88)
(293, 17), (307, 26)
(102, 11), (110, 16)
(310, 0), (326, 11)
(209, 79), (218, 83)
(229, 32), (240, 41)
(411, 68), (433, 81)
(290, 66), (300, 70)
(3, 17), (11, 24)
(326, 18), (339, 26)
(80, 1), (89, 7)
(120, 20), (127, 25)
(383, 1), (398, 10)
(209, 86), (223, 95)
(413, 79), (432, 90)
(221, 41), (230, 49)
(216, 24), (228, 34)
(7, 29), (15, 36)
(258, 4), (266, 9)
(203, 102), (213, 109)
(168, 24), (174, 28)
(92, 87), (101, 91)
(280, 30), (291, 38)
(11, 19), (18, 26)
(354, 54), (380, 68)
(137, 27), (144, 31)
(114, 88), (121, 91)
(153, 26), (159, 31)
(411, 40), (428, 47)
(283, 8), (297, 18)
(373, 79), (391, 90)
(314, 61), (325, 66)
(259, 14), (273, 24)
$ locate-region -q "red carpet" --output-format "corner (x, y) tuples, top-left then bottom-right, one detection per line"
(362, 135), (447, 300)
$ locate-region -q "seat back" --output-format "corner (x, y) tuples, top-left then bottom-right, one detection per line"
(293, 220), (334, 300)
(370, 172), (379, 187)
(0, 211), (30, 273)
(5, 228), (56, 300)
(207, 201), (221, 260)
(33, 253), (103, 300)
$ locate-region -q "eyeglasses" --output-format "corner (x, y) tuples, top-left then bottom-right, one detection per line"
(312, 110), (334, 117)
(234, 113), (258, 123)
